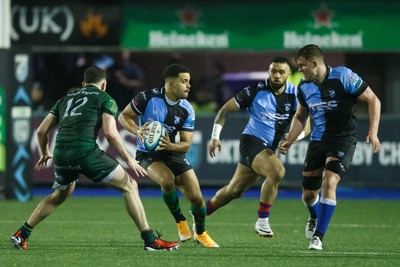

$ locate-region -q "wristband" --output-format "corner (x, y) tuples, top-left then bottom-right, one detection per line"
(211, 124), (222, 140)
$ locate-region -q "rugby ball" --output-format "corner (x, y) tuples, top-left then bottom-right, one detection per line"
(144, 121), (165, 151)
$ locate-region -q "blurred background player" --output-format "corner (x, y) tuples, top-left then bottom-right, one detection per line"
(111, 50), (146, 109)
(11, 67), (179, 251)
(207, 57), (309, 237)
(279, 44), (381, 250)
(118, 63), (219, 248)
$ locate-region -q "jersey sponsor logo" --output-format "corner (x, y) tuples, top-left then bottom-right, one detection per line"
(260, 111), (290, 124)
(309, 100), (338, 112)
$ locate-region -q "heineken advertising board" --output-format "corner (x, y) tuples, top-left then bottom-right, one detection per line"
(122, 1), (400, 51)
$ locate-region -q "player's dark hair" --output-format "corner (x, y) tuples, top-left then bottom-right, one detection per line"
(271, 57), (290, 66)
(83, 66), (107, 84)
(296, 44), (324, 61)
(163, 63), (190, 79)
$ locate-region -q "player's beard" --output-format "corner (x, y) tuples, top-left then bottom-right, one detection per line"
(270, 80), (284, 91)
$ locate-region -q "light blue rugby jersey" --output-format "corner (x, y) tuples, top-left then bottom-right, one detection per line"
(235, 80), (297, 150)
(130, 87), (195, 152)
(298, 66), (368, 142)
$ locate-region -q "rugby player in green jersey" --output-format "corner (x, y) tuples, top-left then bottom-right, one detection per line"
(11, 66), (179, 251)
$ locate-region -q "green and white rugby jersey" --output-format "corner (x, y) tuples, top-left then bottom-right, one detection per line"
(50, 85), (118, 148)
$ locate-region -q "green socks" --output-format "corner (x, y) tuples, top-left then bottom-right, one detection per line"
(140, 229), (157, 244)
(162, 188), (185, 223)
(19, 222), (33, 239)
(191, 204), (206, 234)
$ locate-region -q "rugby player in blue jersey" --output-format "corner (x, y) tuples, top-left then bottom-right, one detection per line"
(207, 57), (308, 238)
(118, 64), (219, 248)
(279, 44), (381, 250)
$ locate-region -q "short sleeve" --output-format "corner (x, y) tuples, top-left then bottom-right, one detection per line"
(103, 96), (118, 117)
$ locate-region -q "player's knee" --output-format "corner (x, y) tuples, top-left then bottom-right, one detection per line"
(302, 176), (322, 191)
(276, 166), (285, 182)
(160, 179), (175, 192)
(126, 176), (138, 192)
(115, 171), (138, 194)
(275, 165), (286, 182)
(191, 197), (204, 208)
(269, 166), (285, 185)
(302, 190), (319, 203)
(325, 160), (346, 177)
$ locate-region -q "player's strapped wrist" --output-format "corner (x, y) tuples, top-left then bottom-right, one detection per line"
(211, 124), (222, 140)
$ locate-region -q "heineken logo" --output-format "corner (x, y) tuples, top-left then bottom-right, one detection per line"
(149, 30), (229, 49)
(123, 2), (398, 50)
(284, 31), (363, 49)
(284, 4), (363, 49)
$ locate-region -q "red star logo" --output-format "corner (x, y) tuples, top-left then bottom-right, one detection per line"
(312, 5), (335, 29)
(177, 7), (201, 28)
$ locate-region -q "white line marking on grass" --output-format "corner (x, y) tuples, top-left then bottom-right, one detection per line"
(294, 251), (400, 256)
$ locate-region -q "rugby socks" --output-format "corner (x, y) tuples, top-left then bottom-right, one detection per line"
(140, 229), (157, 243)
(162, 188), (186, 223)
(206, 199), (216, 216)
(191, 204), (206, 234)
(258, 201), (272, 218)
(314, 197), (336, 240)
(18, 222), (33, 239)
(303, 194), (319, 219)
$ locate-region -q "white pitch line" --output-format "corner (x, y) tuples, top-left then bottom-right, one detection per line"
(294, 251), (400, 256)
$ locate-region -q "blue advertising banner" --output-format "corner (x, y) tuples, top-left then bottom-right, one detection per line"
(4, 49), (33, 201)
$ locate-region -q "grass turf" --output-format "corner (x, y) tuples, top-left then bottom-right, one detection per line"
(1, 195), (399, 267)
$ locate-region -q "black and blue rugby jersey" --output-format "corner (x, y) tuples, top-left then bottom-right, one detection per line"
(235, 80), (297, 150)
(298, 66), (368, 142)
(130, 87), (195, 152)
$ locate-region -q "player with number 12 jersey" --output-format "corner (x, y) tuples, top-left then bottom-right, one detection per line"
(51, 85), (118, 150)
